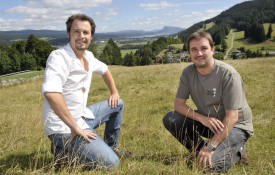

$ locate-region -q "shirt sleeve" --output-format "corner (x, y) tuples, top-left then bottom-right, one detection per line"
(176, 68), (190, 99)
(222, 72), (243, 110)
(42, 51), (70, 94)
(87, 52), (108, 75)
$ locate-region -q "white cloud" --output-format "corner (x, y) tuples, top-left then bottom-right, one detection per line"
(26, 0), (112, 9)
(140, 1), (177, 10)
(1, 0), (113, 31)
(93, 8), (117, 21)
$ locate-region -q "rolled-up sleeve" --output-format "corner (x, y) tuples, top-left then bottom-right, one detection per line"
(42, 52), (70, 94)
(86, 52), (108, 75)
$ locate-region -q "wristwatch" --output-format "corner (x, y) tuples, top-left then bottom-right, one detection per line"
(205, 141), (216, 152)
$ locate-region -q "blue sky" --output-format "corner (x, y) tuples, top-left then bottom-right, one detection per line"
(0, 0), (248, 33)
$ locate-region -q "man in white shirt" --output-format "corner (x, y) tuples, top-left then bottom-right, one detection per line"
(42, 14), (128, 170)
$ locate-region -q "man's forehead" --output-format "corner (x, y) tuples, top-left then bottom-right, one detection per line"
(190, 38), (209, 46)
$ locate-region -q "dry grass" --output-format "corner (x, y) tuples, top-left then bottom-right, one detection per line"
(0, 57), (274, 174)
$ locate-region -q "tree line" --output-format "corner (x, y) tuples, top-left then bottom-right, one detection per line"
(0, 34), (53, 75)
(0, 34), (181, 75)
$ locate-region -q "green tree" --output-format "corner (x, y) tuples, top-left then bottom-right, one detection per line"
(123, 52), (137, 66)
(88, 42), (99, 58)
(0, 50), (12, 75)
(100, 39), (122, 65)
(25, 34), (53, 70)
(35, 39), (53, 69)
(266, 23), (273, 39)
(20, 53), (36, 70)
(7, 47), (21, 72)
(221, 40), (228, 52)
(12, 40), (26, 55)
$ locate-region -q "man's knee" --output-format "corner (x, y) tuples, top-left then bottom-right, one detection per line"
(106, 155), (120, 169)
(163, 111), (175, 129)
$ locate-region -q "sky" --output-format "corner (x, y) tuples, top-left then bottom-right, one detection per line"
(0, 0), (249, 33)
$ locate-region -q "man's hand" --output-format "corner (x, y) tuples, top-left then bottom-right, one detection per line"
(202, 117), (224, 135)
(197, 146), (214, 169)
(69, 128), (97, 143)
(108, 93), (120, 108)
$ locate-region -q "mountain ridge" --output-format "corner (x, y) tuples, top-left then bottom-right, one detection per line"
(0, 26), (184, 45)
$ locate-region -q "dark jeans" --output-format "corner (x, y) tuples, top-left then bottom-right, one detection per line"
(163, 111), (249, 173)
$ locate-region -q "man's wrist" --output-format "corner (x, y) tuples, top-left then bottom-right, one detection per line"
(205, 141), (216, 152)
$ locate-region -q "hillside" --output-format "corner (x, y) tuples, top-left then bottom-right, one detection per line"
(0, 57), (274, 174)
(178, 0), (275, 43)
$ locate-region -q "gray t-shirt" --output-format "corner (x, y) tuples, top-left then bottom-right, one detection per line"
(176, 59), (253, 135)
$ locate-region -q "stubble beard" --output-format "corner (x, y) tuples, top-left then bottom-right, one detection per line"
(75, 41), (88, 51)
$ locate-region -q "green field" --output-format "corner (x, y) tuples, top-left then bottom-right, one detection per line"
(0, 57), (275, 174)
(0, 71), (43, 81)
(225, 23), (275, 54)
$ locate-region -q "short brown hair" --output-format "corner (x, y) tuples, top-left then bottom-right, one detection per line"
(66, 14), (96, 36)
(187, 30), (214, 53)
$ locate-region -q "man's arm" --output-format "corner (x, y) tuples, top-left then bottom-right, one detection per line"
(174, 98), (224, 134)
(197, 109), (238, 168)
(102, 69), (120, 108)
(44, 92), (96, 142)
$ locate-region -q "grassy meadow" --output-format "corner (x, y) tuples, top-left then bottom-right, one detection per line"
(225, 23), (275, 55)
(0, 57), (275, 174)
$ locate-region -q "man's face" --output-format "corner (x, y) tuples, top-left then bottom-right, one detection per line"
(189, 38), (214, 68)
(68, 19), (92, 53)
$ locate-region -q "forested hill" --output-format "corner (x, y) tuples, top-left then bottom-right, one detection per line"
(178, 0), (275, 44)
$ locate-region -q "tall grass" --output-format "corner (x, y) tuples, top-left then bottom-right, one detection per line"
(0, 57), (274, 174)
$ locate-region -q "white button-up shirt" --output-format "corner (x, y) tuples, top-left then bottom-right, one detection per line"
(42, 43), (108, 136)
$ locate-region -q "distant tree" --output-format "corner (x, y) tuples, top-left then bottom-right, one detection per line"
(123, 52), (137, 66)
(182, 43), (188, 52)
(88, 42), (99, 58)
(100, 39), (122, 65)
(20, 53), (36, 70)
(25, 34), (53, 69)
(162, 55), (170, 64)
(7, 47), (21, 72)
(246, 49), (253, 58)
(12, 40), (26, 55)
(221, 40), (228, 52)
(215, 45), (221, 52)
(138, 45), (153, 66)
(248, 23), (266, 42)
(25, 34), (38, 54)
(266, 23), (273, 39)
(238, 47), (246, 52)
(214, 52), (224, 60)
(35, 39), (54, 69)
(0, 50), (12, 75)
(99, 52), (111, 65)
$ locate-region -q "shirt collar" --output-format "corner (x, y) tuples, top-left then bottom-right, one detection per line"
(65, 43), (88, 60)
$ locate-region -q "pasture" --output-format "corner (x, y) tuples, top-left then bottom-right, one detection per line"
(0, 57), (274, 174)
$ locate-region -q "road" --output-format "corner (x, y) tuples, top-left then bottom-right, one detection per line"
(224, 30), (234, 60)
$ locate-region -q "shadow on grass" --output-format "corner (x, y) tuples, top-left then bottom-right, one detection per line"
(0, 151), (53, 174)
(133, 153), (191, 166)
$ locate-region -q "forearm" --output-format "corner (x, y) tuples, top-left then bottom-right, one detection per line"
(209, 110), (238, 147)
(174, 98), (205, 123)
(102, 70), (118, 95)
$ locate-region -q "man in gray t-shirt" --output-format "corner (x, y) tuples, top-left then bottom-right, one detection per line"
(163, 31), (253, 173)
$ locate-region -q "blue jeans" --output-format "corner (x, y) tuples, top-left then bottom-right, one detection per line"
(48, 99), (123, 169)
(163, 111), (249, 173)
